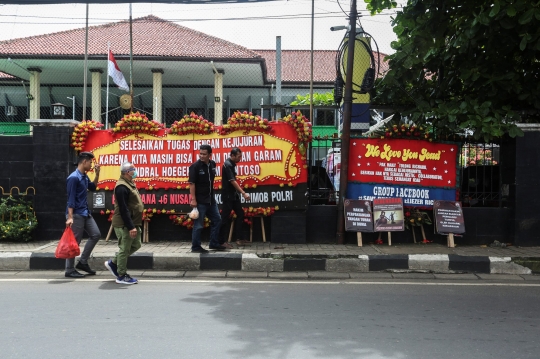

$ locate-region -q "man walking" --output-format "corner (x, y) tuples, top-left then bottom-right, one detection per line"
(104, 162), (144, 284)
(65, 151), (101, 278)
(189, 144), (225, 252)
(220, 147), (251, 247)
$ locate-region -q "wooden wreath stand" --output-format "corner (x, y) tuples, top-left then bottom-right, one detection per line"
(105, 220), (151, 243)
(375, 232), (392, 246)
(227, 216), (267, 243)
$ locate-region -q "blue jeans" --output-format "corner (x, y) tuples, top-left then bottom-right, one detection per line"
(192, 203), (222, 250)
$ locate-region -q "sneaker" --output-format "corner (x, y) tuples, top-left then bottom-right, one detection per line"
(116, 274), (138, 285)
(191, 247), (209, 253)
(104, 260), (119, 278)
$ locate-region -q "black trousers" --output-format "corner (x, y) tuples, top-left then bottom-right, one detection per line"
(220, 198), (245, 243)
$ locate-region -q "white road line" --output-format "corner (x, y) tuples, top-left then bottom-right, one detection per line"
(0, 278), (539, 287)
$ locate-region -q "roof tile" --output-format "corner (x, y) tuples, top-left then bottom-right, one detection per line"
(0, 15), (262, 60)
(256, 49), (389, 83)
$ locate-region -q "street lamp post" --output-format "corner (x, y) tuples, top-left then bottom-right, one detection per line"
(336, 0), (357, 244)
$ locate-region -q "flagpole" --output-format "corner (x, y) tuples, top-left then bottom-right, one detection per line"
(129, 3), (134, 113)
(106, 42), (110, 129)
(82, 3), (89, 121)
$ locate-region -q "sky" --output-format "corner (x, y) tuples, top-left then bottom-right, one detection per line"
(0, 0), (403, 54)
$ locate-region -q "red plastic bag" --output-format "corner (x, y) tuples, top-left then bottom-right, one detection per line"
(55, 227), (81, 259)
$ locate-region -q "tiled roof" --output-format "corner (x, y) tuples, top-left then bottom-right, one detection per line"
(0, 15), (262, 60)
(255, 49), (389, 84)
(255, 50), (336, 83)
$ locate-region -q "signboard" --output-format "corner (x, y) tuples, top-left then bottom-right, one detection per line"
(373, 198), (404, 232)
(433, 200), (466, 234)
(347, 138), (459, 208)
(81, 123), (308, 212)
(88, 184), (307, 212)
(92, 192), (105, 209)
(344, 199), (373, 232)
(84, 123), (306, 189)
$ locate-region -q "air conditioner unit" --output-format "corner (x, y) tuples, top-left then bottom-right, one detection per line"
(6, 106), (17, 116)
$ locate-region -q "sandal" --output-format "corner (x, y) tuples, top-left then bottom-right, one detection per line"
(236, 240), (252, 246)
(222, 242), (234, 249)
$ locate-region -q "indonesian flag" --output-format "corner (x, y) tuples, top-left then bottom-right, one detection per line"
(108, 50), (129, 92)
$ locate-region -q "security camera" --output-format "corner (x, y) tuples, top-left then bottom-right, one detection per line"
(330, 25), (349, 31)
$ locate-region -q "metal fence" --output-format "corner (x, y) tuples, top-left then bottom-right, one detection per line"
(459, 142), (502, 208)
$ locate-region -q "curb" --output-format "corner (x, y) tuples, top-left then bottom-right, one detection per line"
(0, 252), (533, 275)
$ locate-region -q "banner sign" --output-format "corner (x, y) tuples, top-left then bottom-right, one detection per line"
(433, 200), (466, 234)
(347, 138), (459, 208)
(373, 198), (404, 232)
(344, 199), (374, 232)
(347, 183), (457, 207)
(88, 184), (307, 213)
(83, 123), (306, 189)
(81, 122), (308, 212)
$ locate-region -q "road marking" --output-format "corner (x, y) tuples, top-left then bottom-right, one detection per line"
(0, 278), (539, 287)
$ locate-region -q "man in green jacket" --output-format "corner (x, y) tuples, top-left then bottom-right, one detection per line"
(104, 162), (144, 285)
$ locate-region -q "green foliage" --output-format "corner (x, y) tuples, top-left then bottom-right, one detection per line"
(290, 92), (336, 106)
(0, 196), (38, 242)
(365, 0), (398, 14)
(404, 208), (432, 229)
(366, 0), (540, 142)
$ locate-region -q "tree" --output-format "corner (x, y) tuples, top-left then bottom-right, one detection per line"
(366, 0), (540, 142)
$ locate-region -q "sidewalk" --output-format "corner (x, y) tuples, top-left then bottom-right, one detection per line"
(1, 239), (539, 275)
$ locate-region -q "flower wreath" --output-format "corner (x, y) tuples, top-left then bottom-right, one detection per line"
(168, 112), (215, 135)
(111, 112), (164, 134)
(218, 111), (272, 135)
(70, 120), (104, 151)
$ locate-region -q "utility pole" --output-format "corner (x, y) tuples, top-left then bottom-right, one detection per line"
(336, 0), (357, 244)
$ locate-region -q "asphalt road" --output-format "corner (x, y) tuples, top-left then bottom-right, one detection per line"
(1, 277), (539, 359)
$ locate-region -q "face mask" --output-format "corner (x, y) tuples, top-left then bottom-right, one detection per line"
(131, 170), (138, 179)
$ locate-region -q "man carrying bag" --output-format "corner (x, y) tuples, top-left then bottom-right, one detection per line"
(64, 151), (101, 278)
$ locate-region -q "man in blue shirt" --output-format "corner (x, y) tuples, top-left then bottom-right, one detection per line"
(65, 151), (101, 278)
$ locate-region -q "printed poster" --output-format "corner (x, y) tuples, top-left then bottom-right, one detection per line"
(373, 198), (405, 232)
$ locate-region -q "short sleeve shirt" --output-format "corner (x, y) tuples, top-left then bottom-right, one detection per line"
(221, 158), (238, 201)
(188, 159), (217, 205)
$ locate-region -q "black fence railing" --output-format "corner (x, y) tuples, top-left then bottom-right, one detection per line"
(307, 138), (341, 205)
(459, 142), (502, 208)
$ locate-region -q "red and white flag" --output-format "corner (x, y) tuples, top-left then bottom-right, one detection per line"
(108, 50), (129, 92)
